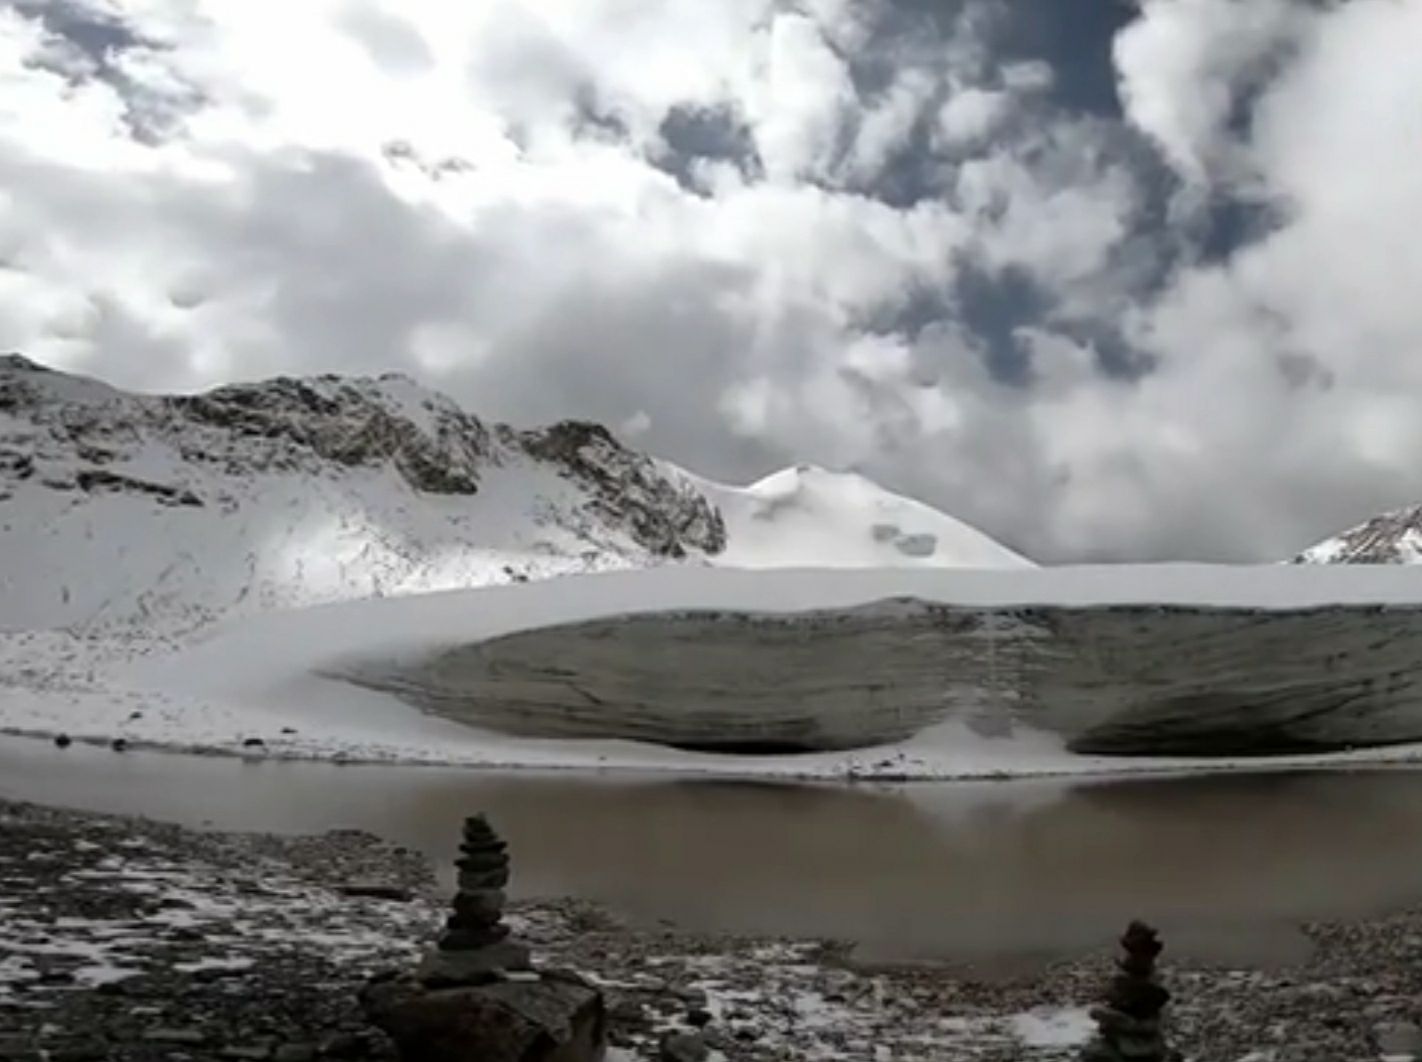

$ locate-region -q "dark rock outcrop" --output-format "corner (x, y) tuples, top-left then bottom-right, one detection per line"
(169, 375), (490, 495)
(514, 421), (725, 558)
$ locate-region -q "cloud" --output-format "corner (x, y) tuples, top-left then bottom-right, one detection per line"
(0, 0), (1418, 563)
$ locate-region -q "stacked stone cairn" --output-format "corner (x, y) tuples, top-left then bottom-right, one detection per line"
(418, 814), (531, 985)
(1080, 921), (1179, 1062)
(363, 814), (606, 1062)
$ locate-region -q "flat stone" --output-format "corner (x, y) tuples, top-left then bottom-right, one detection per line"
(340, 882), (414, 902)
(450, 888), (505, 922)
(420, 939), (533, 987)
(144, 1028), (206, 1045)
(1375, 1021), (1422, 1057)
(1090, 1006), (1160, 1037)
(365, 972), (605, 1062)
(659, 1030), (709, 1062)
(440, 922), (511, 949)
(461, 825), (503, 845)
(457, 853), (509, 875)
(48, 1042), (109, 1062)
(456, 864), (508, 882)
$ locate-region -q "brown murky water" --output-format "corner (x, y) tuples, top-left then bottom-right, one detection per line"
(5, 737), (1422, 966)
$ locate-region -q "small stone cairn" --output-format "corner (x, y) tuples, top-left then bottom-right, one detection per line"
(363, 814), (606, 1062)
(418, 814), (531, 985)
(1080, 921), (1180, 1062)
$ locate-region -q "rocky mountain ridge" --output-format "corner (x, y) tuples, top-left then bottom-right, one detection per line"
(1294, 505), (1422, 565)
(0, 354), (726, 633)
(0, 353), (723, 560)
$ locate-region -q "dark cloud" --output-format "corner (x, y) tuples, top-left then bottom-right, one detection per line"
(652, 103), (763, 193)
(993, 0), (1136, 116)
(953, 264), (1048, 386)
(14, 0), (202, 144)
(14, 0), (142, 62)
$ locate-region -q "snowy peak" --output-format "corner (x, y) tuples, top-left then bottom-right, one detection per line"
(1294, 505), (1422, 565)
(691, 462), (1032, 569)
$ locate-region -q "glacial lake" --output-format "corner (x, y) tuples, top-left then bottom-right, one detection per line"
(6, 736), (1422, 968)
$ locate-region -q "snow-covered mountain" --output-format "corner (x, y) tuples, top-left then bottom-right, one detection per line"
(0, 355), (1028, 635)
(691, 465), (1030, 570)
(1294, 506), (1422, 564)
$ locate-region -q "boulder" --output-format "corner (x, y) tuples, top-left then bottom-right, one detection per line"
(363, 972), (606, 1062)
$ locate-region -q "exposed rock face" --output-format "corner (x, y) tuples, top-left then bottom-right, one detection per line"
(337, 598), (1422, 757)
(514, 421), (725, 559)
(1080, 922), (1178, 1062)
(1, 354), (492, 496)
(170, 375), (492, 495)
(1295, 505), (1422, 564)
(364, 815), (606, 1062)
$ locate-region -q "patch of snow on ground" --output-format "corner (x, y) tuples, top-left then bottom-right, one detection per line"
(1011, 1006), (1096, 1048)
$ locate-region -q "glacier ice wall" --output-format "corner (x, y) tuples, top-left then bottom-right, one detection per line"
(334, 596), (1422, 757)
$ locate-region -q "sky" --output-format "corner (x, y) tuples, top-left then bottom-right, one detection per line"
(1, 0), (1420, 563)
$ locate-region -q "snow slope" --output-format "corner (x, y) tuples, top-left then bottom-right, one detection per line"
(1294, 505), (1422, 564)
(686, 464), (1031, 569)
(0, 355), (1026, 639)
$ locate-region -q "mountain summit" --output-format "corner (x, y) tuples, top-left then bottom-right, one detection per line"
(0, 355), (1028, 634)
(1294, 505), (1422, 565)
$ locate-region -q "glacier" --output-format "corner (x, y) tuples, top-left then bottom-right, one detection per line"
(95, 564), (1422, 774)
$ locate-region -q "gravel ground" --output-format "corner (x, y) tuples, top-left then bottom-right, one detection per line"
(1, 798), (1420, 1062)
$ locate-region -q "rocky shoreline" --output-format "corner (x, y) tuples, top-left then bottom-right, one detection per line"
(2, 798), (1421, 1061)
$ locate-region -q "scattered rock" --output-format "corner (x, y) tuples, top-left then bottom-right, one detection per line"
(272, 1044), (317, 1062)
(48, 1041), (108, 1062)
(659, 1029), (710, 1062)
(143, 1027), (206, 1045)
(1375, 1021), (1422, 1057)
(220, 1047), (274, 1061)
(341, 883), (414, 903)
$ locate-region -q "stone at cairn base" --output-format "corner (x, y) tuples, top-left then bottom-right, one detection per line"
(363, 971), (606, 1062)
(417, 938), (533, 987)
